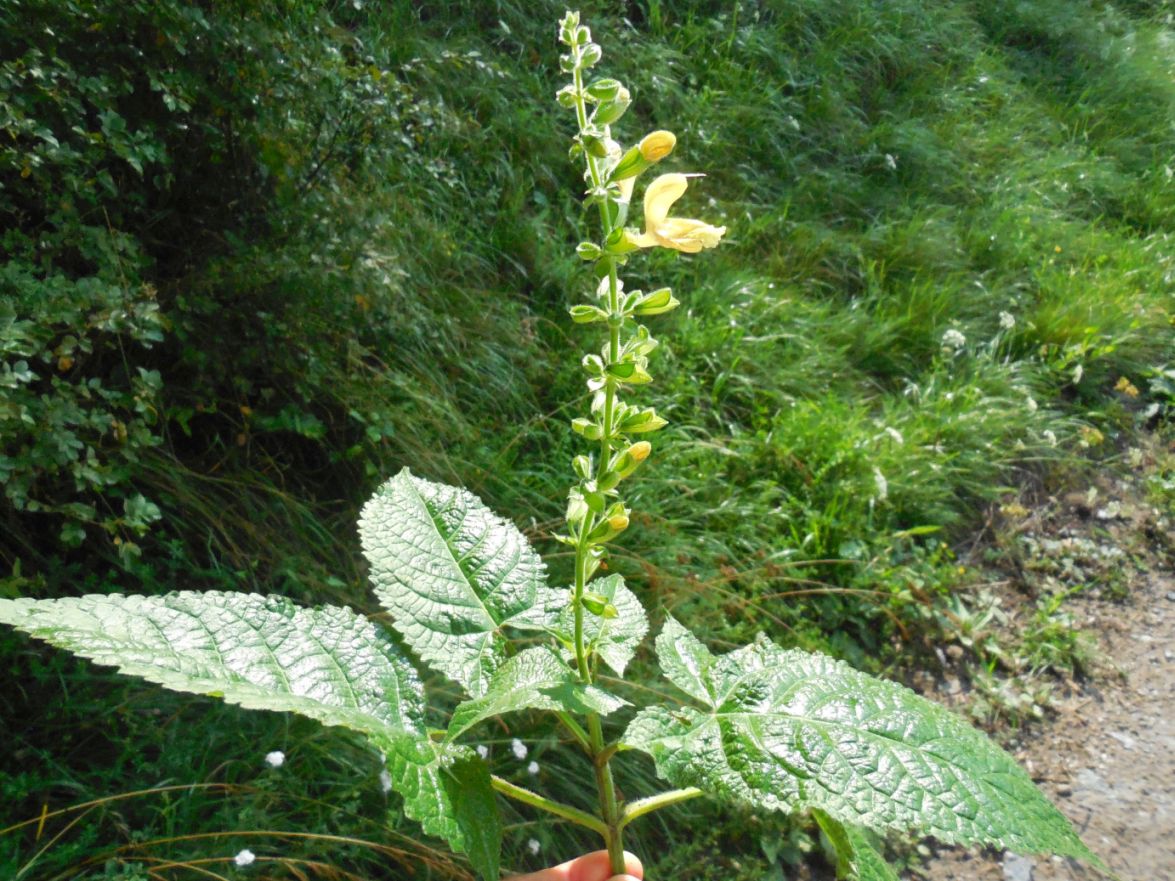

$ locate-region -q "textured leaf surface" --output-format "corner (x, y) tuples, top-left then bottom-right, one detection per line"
(625, 618), (1097, 863)
(359, 468), (548, 697)
(510, 576), (648, 676)
(560, 575), (648, 676)
(382, 736), (501, 881)
(447, 646), (627, 740)
(814, 809), (899, 881)
(0, 591), (503, 878)
(0, 591), (424, 735)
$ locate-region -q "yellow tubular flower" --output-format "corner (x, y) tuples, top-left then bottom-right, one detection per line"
(638, 130), (676, 162)
(626, 173), (726, 254)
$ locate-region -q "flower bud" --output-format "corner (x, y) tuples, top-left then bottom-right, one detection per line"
(593, 87), (631, 125)
(569, 304), (608, 323)
(586, 78), (624, 102)
(607, 513), (630, 532)
(633, 287), (679, 316)
(580, 42), (602, 66)
(555, 85), (578, 108)
(638, 130), (676, 162)
(576, 241), (602, 261)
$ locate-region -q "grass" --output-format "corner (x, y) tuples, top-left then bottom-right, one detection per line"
(3, 0), (1175, 879)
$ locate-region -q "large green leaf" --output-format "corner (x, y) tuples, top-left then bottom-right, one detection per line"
(625, 618), (1098, 865)
(359, 468), (548, 698)
(447, 646), (627, 740)
(0, 591), (424, 735)
(510, 576), (649, 677)
(380, 736), (501, 881)
(813, 810), (900, 881)
(0, 591), (503, 879)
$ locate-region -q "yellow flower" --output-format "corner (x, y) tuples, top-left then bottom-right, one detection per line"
(638, 130), (676, 162)
(626, 173), (726, 253)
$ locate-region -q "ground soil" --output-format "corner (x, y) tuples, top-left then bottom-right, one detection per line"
(920, 454), (1174, 881)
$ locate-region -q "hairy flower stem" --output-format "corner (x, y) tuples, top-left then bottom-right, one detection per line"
(569, 37), (628, 877)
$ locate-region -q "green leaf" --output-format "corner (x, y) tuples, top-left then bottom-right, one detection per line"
(447, 646), (627, 740)
(625, 618), (1098, 866)
(0, 591), (424, 737)
(813, 810), (900, 881)
(381, 736), (501, 881)
(0, 591), (504, 877)
(509, 576), (649, 677)
(359, 468), (549, 698)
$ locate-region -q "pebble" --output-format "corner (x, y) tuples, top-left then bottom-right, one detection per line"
(1108, 731), (1136, 750)
(1166, 591), (1175, 602)
(1002, 852), (1035, 881)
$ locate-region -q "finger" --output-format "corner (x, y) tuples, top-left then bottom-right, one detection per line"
(513, 850), (643, 881)
(566, 851), (643, 881)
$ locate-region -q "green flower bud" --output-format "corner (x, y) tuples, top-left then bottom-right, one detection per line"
(572, 455), (593, 479)
(570, 304), (608, 323)
(555, 84), (579, 108)
(580, 42), (602, 66)
(575, 241), (603, 261)
(586, 78), (624, 101)
(593, 87), (631, 125)
(581, 133), (609, 158)
(572, 418), (603, 440)
(633, 287), (679, 316)
(620, 407), (668, 433)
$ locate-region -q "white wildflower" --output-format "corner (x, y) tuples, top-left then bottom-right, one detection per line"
(1043, 430), (1057, 446)
(873, 467), (888, 503)
(941, 328), (966, 350)
(998, 311), (1015, 330)
(511, 738), (528, 760)
(379, 768), (392, 794)
(1025, 396), (1038, 413)
(476, 744), (489, 759)
(234, 850), (256, 867)
(527, 838), (542, 856)
(1072, 363), (1084, 384)
(527, 760), (540, 776)
(264, 750), (285, 769)
(884, 153), (898, 171)
(884, 426), (904, 445)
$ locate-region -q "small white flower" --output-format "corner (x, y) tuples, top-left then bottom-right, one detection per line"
(234, 849), (256, 867)
(1072, 363), (1084, 384)
(264, 750), (285, 769)
(476, 745), (489, 760)
(884, 153), (898, 171)
(527, 838), (542, 856)
(873, 467), (888, 503)
(941, 328), (967, 350)
(379, 768), (393, 794)
(527, 760), (540, 775)
(1043, 430), (1057, 446)
(511, 738), (528, 760)
(1025, 396), (1038, 413)
(884, 426), (904, 445)
(999, 311), (1015, 330)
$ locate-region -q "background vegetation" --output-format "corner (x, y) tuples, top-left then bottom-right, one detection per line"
(2, 0), (1171, 878)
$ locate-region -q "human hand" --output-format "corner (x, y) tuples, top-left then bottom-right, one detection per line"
(512, 850), (643, 881)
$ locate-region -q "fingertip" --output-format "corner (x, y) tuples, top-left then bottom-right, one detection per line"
(620, 851), (643, 880)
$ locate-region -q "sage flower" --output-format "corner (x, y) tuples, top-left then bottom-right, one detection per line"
(625, 174), (725, 253)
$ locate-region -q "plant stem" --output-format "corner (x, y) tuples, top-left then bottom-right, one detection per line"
(618, 787), (704, 830)
(490, 776), (608, 836)
(570, 41), (629, 877)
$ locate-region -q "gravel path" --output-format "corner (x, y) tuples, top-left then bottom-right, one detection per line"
(922, 481), (1174, 881)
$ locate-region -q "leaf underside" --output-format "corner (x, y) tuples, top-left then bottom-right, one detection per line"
(448, 645), (628, 741)
(626, 617), (1098, 866)
(0, 591), (501, 880)
(359, 468), (549, 698)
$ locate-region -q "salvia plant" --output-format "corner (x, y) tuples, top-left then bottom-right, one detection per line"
(1, 13), (1104, 881)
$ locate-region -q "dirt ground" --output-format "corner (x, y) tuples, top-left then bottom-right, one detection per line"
(921, 459), (1174, 881)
